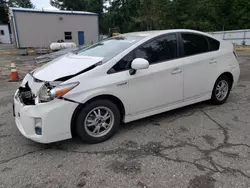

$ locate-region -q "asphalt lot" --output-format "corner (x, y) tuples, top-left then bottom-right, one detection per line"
(0, 51), (250, 188)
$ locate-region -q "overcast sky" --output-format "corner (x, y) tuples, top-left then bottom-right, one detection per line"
(32, 0), (57, 9)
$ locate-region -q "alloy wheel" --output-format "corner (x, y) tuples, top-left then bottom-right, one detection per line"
(215, 80), (229, 101)
(84, 106), (115, 138)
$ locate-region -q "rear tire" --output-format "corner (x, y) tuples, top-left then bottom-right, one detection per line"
(210, 75), (232, 105)
(76, 99), (120, 144)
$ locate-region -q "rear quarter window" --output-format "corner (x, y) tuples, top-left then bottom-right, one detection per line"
(207, 37), (220, 51)
(181, 33), (209, 56)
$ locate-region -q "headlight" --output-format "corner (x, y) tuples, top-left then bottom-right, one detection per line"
(38, 82), (79, 102)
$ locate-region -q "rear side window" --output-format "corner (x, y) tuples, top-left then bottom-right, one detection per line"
(135, 34), (178, 64)
(181, 33), (209, 56)
(207, 37), (220, 51)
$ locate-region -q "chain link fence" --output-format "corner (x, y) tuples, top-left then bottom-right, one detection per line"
(210, 29), (250, 46)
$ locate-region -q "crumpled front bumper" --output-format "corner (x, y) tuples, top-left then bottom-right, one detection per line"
(14, 96), (78, 143)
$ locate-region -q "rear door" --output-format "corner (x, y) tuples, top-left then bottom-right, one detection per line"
(180, 32), (219, 101)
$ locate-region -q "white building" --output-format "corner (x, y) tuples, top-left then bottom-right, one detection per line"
(0, 24), (11, 44)
(9, 8), (99, 48)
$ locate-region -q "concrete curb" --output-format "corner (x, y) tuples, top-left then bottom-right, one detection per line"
(0, 51), (19, 55)
(235, 46), (250, 52)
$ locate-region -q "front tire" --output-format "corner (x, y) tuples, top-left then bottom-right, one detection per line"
(76, 99), (120, 144)
(210, 75), (232, 105)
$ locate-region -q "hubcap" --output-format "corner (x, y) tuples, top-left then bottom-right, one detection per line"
(84, 107), (114, 138)
(215, 80), (229, 101)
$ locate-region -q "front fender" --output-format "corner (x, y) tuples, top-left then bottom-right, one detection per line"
(64, 87), (130, 116)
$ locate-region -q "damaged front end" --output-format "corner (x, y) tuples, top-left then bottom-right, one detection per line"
(17, 82), (36, 105)
(16, 73), (79, 105)
(16, 54), (103, 105)
(38, 81), (79, 103)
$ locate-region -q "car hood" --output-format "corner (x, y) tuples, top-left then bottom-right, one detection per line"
(33, 53), (103, 81)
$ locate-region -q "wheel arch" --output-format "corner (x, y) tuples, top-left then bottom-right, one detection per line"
(216, 72), (234, 88)
(70, 94), (126, 136)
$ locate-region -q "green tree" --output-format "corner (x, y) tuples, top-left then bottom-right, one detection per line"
(52, 0), (250, 34)
(87, 0), (107, 34)
(8, 0), (34, 8)
(51, 0), (88, 11)
(0, 0), (9, 24)
(0, 0), (34, 24)
(231, 0), (250, 29)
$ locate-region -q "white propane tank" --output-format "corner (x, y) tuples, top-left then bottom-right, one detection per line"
(50, 42), (76, 51)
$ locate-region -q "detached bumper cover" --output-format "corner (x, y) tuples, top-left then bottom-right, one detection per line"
(14, 97), (78, 143)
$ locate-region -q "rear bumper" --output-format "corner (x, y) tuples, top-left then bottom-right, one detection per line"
(14, 96), (78, 143)
(232, 65), (240, 88)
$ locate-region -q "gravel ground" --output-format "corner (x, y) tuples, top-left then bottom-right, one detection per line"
(0, 50), (250, 188)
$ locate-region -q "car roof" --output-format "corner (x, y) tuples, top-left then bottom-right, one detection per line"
(121, 29), (221, 41)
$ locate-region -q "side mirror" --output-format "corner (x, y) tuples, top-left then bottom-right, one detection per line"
(131, 58), (149, 70)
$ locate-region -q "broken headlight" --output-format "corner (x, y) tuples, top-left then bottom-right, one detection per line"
(38, 82), (79, 102)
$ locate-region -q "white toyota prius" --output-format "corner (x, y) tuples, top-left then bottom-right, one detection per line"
(14, 29), (240, 144)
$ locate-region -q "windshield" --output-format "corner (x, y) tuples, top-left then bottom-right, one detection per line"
(76, 36), (143, 63)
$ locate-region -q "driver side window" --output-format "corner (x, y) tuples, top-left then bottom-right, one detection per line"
(108, 33), (178, 74)
(135, 34), (178, 64)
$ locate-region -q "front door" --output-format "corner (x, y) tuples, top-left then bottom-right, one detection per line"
(128, 34), (183, 115)
(78, 31), (85, 45)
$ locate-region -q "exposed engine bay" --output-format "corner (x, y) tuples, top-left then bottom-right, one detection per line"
(17, 74), (60, 105)
(16, 54), (102, 106)
(17, 72), (79, 105)
(18, 82), (35, 105)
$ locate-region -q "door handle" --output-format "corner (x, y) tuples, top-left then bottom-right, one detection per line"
(209, 59), (217, 64)
(171, 68), (182, 75)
